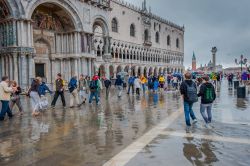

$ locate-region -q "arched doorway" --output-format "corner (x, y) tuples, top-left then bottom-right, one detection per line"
(117, 65), (122, 74)
(154, 68), (158, 76)
(109, 65), (114, 78)
(31, 2), (76, 83)
(137, 67), (141, 76)
(124, 66), (129, 73)
(149, 67), (153, 76)
(98, 65), (105, 77)
(144, 67), (147, 76)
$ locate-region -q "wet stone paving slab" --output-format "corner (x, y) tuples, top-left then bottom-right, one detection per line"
(0, 81), (250, 166)
(125, 82), (250, 166)
(0, 88), (181, 166)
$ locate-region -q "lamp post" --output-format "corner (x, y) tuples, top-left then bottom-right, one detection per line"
(235, 54), (247, 74)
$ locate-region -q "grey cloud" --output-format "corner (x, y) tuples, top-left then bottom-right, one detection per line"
(125, 0), (250, 68)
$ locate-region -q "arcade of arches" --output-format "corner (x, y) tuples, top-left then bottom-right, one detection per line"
(0, 0), (184, 89)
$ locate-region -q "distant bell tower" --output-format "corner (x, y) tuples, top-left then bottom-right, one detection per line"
(192, 52), (197, 71)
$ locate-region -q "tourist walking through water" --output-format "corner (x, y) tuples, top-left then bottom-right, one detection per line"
(89, 75), (99, 105)
(9, 81), (23, 115)
(198, 76), (216, 129)
(127, 75), (135, 94)
(134, 76), (141, 96)
(104, 77), (112, 99)
(68, 76), (80, 108)
(0, 76), (16, 121)
(79, 74), (88, 104)
(140, 75), (147, 94)
(115, 75), (123, 98)
(180, 72), (198, 133)
(29, 77), (41, 116)
(51, 73), (66, 108)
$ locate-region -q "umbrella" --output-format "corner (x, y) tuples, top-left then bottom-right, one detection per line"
(117, 71), (128, 79)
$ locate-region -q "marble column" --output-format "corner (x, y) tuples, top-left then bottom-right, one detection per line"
(60, 59), (63, 74)
(13, 53), (19, 83)
(28, 54), (34, 84)
(27, 21), (31, 46)
(8, 54), (13, 80)
(1, 56), (4, 77)
(20, 55), (27, 87)
(73, 58), (78, 77)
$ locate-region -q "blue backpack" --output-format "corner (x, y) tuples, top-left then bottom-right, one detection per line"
(185, 82), (198, 103)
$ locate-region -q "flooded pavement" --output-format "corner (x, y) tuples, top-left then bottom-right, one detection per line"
(0, 88), (181, 166)
(125, 82), (250, 166)
(0, 81), (249, 166)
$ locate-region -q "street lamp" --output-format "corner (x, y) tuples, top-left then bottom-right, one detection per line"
(235, 54), (248, 75)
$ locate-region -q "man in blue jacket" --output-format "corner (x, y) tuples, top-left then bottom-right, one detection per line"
(68, 76), (80, 108)
(127, 75), (135, 94)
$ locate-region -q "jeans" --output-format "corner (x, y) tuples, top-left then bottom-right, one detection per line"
(9, 95), (23, 112)
(142, 84), (146, 93)
(89, 91), (99, 104)
(0, 100), (13, 120)
(70, 89), (80, 107)
(30, 91), (40, 112)
(127, 84), (134, 94)
(105, 87), (110, 99)
(51, 91), (66, 107)
(200, 104), (212, 124)
(183, 101), (197, 126)
(117, 86), (123, 97)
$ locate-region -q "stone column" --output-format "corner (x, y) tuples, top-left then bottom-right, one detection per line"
(13, 53), (18, 83)
(73, 58), (78, 76)
(20, 54), (27, 87)
(28, 54), (34, 85)
(5, 55), (9, 77)
(60, 59), (63, 74)
(9, 54), (13, 80)
(27, 21), (31, 46)
(1, 56), (5, 77)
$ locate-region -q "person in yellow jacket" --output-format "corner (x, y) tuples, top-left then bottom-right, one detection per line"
(51, 73), (66, 108)
(140, 75), (147, 94)
(159, 74), (165, 91)
(0, 76), (17, 121)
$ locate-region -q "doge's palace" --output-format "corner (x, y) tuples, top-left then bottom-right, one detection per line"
(0, 0), (184, 88)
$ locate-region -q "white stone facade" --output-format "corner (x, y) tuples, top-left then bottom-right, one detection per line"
(0, 0), (184, 88)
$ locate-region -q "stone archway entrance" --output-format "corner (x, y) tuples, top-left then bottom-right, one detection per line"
(31, 2), (76, 83)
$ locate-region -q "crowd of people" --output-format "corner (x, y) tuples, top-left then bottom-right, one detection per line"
(0, 70), (243, 134)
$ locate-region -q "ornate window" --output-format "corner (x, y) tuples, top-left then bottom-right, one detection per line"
(167, 35), (171, 46)
(144, 29), (149, 41)
(112, 18), (118, 32)
(130, 24), (135, 37)
(155, 32), (159, 43)
(176, 38), (179, 48)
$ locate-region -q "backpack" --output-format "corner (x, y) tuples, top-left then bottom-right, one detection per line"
(89, 80), (97, 90)
(204, 86), (215, 103)
(68, 81), (75, 93)
(185, 82), (198, 103)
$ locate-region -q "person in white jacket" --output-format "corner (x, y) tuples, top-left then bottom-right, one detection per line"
(134, 76), (141, 95)
(0, 76), (17, 121)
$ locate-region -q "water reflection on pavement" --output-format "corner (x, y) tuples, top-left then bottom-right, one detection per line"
(126, 81), (250, 166)
(0, 89), (181, 166)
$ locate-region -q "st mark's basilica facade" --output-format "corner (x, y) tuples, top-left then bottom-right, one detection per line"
(0, 0), (184, 88)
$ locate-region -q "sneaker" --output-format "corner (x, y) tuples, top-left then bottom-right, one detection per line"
(193, 119), (198, 124)
(186, 126), (192, 133)
(51, 105), (55, 109)
(205, 123), (212, 129)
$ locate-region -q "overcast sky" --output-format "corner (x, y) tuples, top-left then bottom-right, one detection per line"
(125, 0), (250, 69)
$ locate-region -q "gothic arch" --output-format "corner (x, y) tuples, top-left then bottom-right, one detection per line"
(26, 0), (83, 30)
(92, 16), (109, 36)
